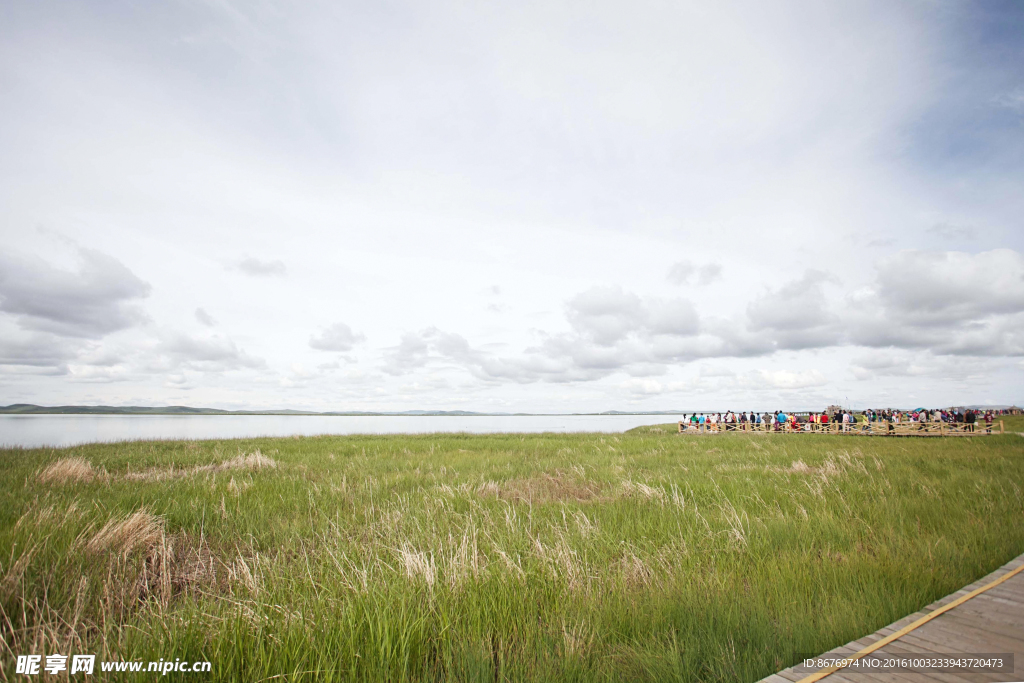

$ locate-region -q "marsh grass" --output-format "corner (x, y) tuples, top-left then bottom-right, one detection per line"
(1, 428), (1022, 681)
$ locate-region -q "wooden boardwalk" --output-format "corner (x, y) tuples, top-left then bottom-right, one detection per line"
(678, 421), (1006, 437)
(761, 552), (1024, 683)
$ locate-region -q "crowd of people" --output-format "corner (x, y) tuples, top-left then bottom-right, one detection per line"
(678, 407), (1004, 433)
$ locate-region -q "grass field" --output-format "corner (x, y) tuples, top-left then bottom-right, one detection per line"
(2, 421), (1023, 681)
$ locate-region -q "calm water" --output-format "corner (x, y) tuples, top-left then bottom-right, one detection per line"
(0, 414), (682, 448)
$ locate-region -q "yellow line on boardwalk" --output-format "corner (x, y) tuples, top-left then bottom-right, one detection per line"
(795, 559), (1024, 683)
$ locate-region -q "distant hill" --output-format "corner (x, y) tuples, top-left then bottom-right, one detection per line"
(964, 404), (1021, 410)
(0, 404), (690, 417)
(0, 404), (237, 415)
(0, 404), (498, 416)
(598, 410), (689, 415)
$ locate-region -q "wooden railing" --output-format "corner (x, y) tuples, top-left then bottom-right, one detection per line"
(677, 420), (1004, 436)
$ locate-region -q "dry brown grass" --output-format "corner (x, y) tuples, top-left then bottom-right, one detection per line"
(139, 535), (220, 604)
(397, 544), (437, 588)
(217, 450), (277, 472)
(621, 479), (665, 502)
(122, 463), (187, 482)
(477, 472), (602, 503)
(786, 460), (815, 474)
(37, 450), (277, 485)
(0, 506), (230, 660)
(87, 510), (224, 613)
(227, 553), (261, 596)
(618, 552), (654, 587)
(783, 453), (860, 480)
(38, 457), (96, 484)
(445, 531), (483, 590)
(122, 449), (278, 483)
(1, 544), (36, 599)
(93, 529), (223, 619)
(560, 619), (595, 659)
(87, 509), (165, 557)
(534, 537), (591, 591)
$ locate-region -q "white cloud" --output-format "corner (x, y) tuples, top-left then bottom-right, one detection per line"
(847, 249), (1024, 356)
(667, 261), (723, 286)
(746, 270), (842, 350)
(155, 333), (265, 372)
(1, 2), (1022, 410)
(566, 286), (700, 346)
(698, 364), (736, 378)
(370, 249), (1024, 392)
(992, 86), (1024, 113)
(382, 331), (433, 375)
(566, 287), (647, 346)
(309, 323), (366, 352)
(621, 378), (665, 395)
(0, 248), (150, 338)
(195, 308), (216, 326)
(0, 332), (79, 372)
(927, 223), (975, 241)
(874, 249), (1024, 322)
(237, 258), (286, 277)
(667, 262), (696, 285)
(743, 369), (828, 390)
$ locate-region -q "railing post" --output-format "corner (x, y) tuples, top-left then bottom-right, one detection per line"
(1000, 420), (1004, 434)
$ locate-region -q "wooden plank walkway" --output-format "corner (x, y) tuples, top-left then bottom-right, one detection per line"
(678, 421), (1006, 437)
(761, 553), (1024, 683)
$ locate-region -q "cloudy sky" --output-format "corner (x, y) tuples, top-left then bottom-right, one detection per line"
(1, 1), (1023, 412)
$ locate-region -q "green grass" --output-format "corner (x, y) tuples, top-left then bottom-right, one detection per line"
(997, 414), (1024, 432)
(1, 427), (1022, 681)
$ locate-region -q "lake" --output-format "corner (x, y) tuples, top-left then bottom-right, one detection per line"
(0, 414), (683, 448)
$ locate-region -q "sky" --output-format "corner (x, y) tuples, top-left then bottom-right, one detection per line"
(1, 0), (1023, 413)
